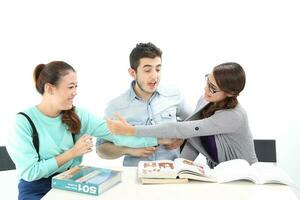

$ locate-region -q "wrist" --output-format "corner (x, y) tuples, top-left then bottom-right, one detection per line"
(129, 125), (135, 135)
(122, 147), (132, 156)
(67, 148), (77, 159)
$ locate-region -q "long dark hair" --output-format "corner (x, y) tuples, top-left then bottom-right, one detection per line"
(33, 61), (81, 134)
(202, 62), (246, 118)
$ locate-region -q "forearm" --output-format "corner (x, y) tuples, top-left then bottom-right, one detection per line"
(103, 134), (158, 148)
(96, 142), (127, 159)
(55, 148), (77, 167)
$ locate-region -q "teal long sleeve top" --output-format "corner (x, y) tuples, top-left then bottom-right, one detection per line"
(7, 106), (157, 181)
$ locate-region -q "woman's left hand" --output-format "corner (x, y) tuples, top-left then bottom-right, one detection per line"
(107, 113), (135, 136)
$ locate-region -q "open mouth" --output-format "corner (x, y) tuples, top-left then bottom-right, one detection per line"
(148, 82), (157, 89)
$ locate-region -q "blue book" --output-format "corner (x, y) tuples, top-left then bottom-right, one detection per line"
(51, 165), (121, 196)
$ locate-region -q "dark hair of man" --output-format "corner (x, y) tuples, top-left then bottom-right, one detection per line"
(202, 62), (246, 118)
(33, 61), (81, 134)
(129, 42), (162, 71)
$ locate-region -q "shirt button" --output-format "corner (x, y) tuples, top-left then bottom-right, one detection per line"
(195, 127), (199, 131)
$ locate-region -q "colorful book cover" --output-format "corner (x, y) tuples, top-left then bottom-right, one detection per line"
(51, 165), (121, 196)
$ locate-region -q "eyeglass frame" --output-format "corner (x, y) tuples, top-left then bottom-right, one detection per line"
(205, 74), (221, 94)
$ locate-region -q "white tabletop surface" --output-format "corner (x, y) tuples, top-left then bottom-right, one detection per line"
(41, 167), (299, 200)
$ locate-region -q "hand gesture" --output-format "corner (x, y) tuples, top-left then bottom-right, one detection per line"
(157, 138), (179, 145)
(125, 146), (158, 157)
(71, 134), (93, 157)
(107, 113), (135, 136)
(164, 139), (184, 150)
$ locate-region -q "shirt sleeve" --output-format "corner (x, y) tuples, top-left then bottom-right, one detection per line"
(135, 109), (244, 138)
(6, 115), (58, 181)
(176, 96), (193, 121)
(78, 108), (158, 148)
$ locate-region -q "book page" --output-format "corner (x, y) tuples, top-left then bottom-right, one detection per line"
(174, 158), (211, 177)
(251, 162), (294, 185)
(138, 160), (177, 179)
(213, 159), (259, 183)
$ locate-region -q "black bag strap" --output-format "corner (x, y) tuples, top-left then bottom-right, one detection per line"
(18, 112), (40, 161)
(17, 112), (76, 162)
(71, 133), (76, 144)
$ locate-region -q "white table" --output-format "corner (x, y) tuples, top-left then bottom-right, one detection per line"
(42, 167), (298, 200)
(0, 170), (18, 200)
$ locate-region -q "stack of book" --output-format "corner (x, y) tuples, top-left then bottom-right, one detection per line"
(52, 165), (121, 196)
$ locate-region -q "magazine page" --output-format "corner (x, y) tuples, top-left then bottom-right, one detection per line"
(213, 159), (259, 183)
(251, 162), (294, 185)
(138, 160), (177, 179)
(173, 158), (216, 182)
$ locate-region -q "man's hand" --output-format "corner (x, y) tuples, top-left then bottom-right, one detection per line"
(124, 147), (158, 157)
(164, 139), (184, 150)
(107, 113), (135, 136)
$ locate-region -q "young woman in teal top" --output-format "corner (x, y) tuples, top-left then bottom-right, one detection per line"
(7, 61), (163, 200)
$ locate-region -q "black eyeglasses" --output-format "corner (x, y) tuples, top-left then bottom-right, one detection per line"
(205, 74), (221, 94)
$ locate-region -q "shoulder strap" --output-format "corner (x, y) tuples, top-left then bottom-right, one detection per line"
(71, 133), (75, 144)
(18, 112), (40, 161)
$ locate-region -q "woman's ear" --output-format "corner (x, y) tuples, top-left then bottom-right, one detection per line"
(44, 83), (54, 95)
(226, 92), (235, 97)
(128, 68), (136, 79)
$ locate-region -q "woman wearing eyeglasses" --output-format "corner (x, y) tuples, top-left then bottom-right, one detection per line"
(107, 62), (258, 168)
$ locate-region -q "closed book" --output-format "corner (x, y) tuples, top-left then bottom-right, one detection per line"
(52, 165), (121, 196)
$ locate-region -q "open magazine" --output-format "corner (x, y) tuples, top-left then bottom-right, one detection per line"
(138, 158), (215, 184)
(138, 158), (295, 186)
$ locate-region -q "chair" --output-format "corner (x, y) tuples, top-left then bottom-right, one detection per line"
(253, 139), (277, 162)
(0, 146), (16, 171)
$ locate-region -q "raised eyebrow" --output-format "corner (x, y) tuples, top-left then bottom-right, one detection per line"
(68, 82), (77, 86)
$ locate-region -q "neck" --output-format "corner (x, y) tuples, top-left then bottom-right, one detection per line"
(133, 83), (153, 102)
(37, 99), (61, 117)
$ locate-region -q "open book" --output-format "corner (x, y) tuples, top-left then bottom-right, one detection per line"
(138, 158), (214, 184)
(212, 159), (294, 185)
(138, 158), (295, 186)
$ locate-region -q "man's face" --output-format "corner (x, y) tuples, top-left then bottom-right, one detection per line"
(132, 56), (161, 95)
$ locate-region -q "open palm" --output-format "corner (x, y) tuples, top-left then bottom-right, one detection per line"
(106, 113), (135, 136)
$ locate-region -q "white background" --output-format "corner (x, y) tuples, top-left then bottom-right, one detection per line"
(0, 0), (299, 198)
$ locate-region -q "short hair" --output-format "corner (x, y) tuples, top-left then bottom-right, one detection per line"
(129, 42), (162, 71)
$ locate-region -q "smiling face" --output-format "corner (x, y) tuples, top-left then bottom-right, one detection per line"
(49, 70), (78, 111)
(203, 73), (228, 103)
(129, 56), (161, 100)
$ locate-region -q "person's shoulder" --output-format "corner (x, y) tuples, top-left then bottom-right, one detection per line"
(106, 90), (132, 110)
(14, 106), (37, 133)
(215, 103), (247, 121)
(158, 85), (181, 97)
(15, 106), (37, 121)
(74, 106), (96, 120)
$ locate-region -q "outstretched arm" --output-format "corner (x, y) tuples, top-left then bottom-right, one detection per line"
(107, 110), (244, 139)
(96, 139), (157, 159)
